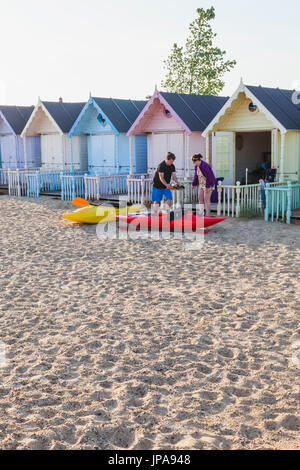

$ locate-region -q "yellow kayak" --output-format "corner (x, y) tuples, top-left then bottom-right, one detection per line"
(63, 204), (141, 224)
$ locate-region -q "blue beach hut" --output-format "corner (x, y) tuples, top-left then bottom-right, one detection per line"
(68, 96), (148, 175)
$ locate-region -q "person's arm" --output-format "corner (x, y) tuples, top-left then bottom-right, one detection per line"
(172, 172), (179, 184)
(201, 162), (216, 188)
(159, 173), (172, 189)
(192, 167), (198, 188)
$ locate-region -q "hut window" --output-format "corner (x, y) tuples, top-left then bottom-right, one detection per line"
(97, 113), (106, 126)
(248, 102), (258, 113)
(163, 108), (172, 118)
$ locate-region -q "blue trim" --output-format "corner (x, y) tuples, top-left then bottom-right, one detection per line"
(68, 97), (120, 137)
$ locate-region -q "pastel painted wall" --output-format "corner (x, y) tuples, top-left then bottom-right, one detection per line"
(213, 92), (274, 132)
(72, 102), (114, 136)
(277, 131), (300, 183)
(0, 134), (41, 169)
(71, 102), (147, 175)
(134, 98), (183, 134)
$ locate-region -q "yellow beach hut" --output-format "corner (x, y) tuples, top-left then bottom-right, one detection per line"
(203, 80), (300, 185)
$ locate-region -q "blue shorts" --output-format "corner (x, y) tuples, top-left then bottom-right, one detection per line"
(152, 187), (173, 202)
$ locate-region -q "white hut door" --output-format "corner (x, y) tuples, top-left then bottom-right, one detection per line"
(168, 133), (184, 177)
(151, 133), (168, 173)
(212, 132), (234, 185)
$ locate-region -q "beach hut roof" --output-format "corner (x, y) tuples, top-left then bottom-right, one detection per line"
(127, 88), (229, 136)
(68, 97), (147, 137)
(0, 105), (34, 135)
(203, 80), (300, 136)
(42, 101), (86, 133)
(246, 85), (300, 130)
(93, 98), (147, 133)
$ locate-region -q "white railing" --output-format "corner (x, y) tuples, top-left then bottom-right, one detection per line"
(84, 174), (128, 200)
(216, 181), (288, 217)
(126, 176), (197, 206)
(127, 174), (152, 204)
(7, 169), (34, 196)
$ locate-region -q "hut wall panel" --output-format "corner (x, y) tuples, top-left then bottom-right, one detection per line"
(117, 133), (130, 174)
(41, 134), (63, 169)
(189, 132), (206, 171)
(79, 136), (88, 171)
(133, 135), (148, 174)
(88, 134), (115, 175)
(0, 135), (17, 168)
(215, 93), (274, 132)
(26, 107), (58, 136)
(285, 131), (300, 182)
(26, 136), (41, 168)
(140, 100), (183, 133)
(74, 103), (113, 135)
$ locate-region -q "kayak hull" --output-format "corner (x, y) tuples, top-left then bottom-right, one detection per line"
(117, 212), (226, 232)
(63, 204), (141, 224)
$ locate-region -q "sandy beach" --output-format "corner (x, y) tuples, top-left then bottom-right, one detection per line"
(0, 195), (299, 450)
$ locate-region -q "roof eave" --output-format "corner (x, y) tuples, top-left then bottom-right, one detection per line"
(202, 81), (287, 137)
(21, 98), (64, 137)
(68, 97), (120, 137)
(126, 87), (192, 136)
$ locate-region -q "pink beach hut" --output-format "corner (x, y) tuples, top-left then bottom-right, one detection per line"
(127, 87), (228, 178)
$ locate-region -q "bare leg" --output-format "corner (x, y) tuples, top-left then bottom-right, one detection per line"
(153, 202), (160, 213)
(204, 188), (213, 216)
(166, 199), (172, 209)
(198, 188), (205, 215)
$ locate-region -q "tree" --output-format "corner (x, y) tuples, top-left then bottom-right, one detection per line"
(161, 7), (236, 95)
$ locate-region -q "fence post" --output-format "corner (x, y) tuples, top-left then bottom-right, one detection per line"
(141, 175), (145, 205)
(84, 174), (88, 200)
(236, 182), (241, 217)
(264, 183), (270, 222)
(286, 181), (292, 224)
(217, 181), (222, 216)
(16, 169), (21, 197)
(7, 169), (11, 196)
(96, 175), (100, 200)
(36, 171), (41, 198)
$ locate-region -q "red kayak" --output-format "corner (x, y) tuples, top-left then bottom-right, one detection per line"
(117, 212), (226, 232)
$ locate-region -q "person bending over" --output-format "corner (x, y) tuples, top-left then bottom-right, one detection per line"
(191, 153), (216, 216)
(152, 152), (179, 211)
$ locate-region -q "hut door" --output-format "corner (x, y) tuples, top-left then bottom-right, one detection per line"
(212, 132), (234, 185)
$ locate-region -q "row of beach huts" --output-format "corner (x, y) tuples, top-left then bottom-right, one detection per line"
(1, 80), (300, 222)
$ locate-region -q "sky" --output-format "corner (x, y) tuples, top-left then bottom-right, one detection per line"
(0, 0), (299, 105)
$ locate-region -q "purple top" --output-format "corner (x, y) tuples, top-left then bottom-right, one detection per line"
(192, 160), (216, 189)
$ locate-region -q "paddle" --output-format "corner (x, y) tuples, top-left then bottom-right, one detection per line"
(72, 197), (132, 209)
(72, 197), (95, 207)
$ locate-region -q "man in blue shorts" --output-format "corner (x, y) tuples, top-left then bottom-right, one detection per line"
(152, 152), (179, 211)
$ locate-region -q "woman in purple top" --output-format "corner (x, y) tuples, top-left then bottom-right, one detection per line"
(191, 153), (216, 216)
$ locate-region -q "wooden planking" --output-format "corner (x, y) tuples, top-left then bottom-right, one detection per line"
(136, 99), (183, 133)
(214, 92), (274, 132)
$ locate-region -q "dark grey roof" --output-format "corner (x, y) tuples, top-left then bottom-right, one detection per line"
(0, 105), (34, 135)
(159, 92), (229, 131)
(93, 97), (147, 133)
(246, 85), (300, 130)
(42, 101), (86, 133)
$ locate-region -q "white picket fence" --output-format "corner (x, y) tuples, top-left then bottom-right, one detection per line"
(0, 169), (9, 185)
(84, 174), (129, 200)
(126, 175), (288, 217)
(216, 181), (288, 217)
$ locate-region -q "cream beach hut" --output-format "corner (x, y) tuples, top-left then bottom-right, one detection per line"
(21, 98), (86, 171)
(203, 80), (300, 185)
